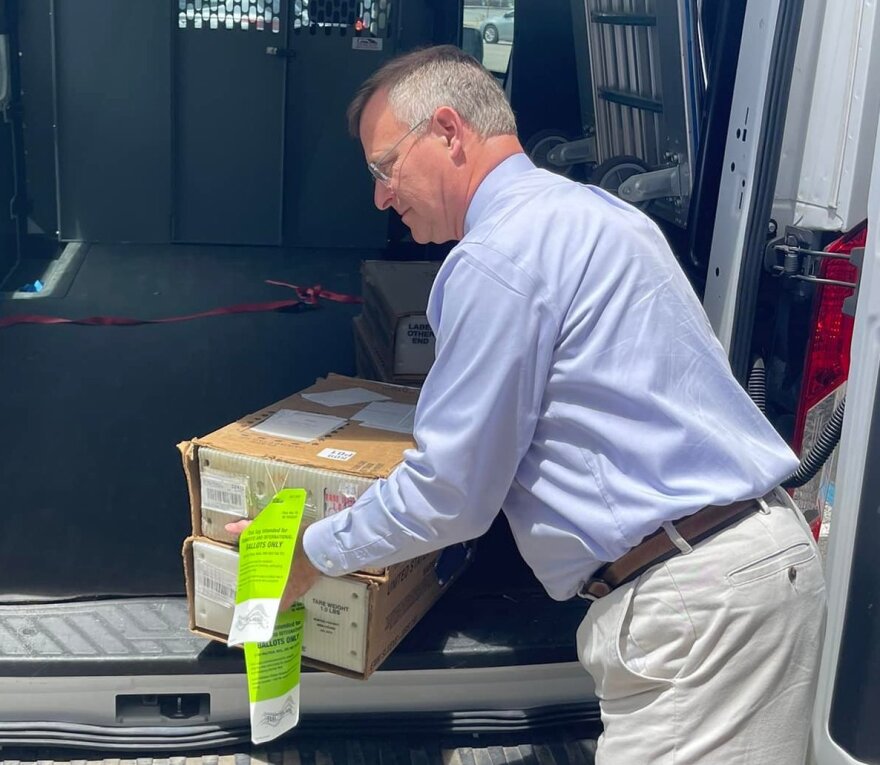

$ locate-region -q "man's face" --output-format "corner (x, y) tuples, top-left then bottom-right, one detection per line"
(359, 90), (455, 244)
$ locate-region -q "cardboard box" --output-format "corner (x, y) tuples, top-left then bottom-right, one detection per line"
(353, 314), (426, 387)
(193, 447), (373, 545)
(184, 536), (464, 680)
(178, 375), (419, 569)
(360, 260), (439, 377)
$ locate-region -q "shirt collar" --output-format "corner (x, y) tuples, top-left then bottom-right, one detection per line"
(464, 152), (535, 235)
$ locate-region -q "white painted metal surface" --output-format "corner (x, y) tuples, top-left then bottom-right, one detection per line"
(809, 102), (880, 765)
(0, 662), (593, 726)
(703, 0), (782, 350)
(792, 0), (880, 231)
(771, 0), (828, 231)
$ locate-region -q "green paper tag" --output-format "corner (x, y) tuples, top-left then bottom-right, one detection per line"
(244, 604), (305, 744)
(225, 488), (307, 744)
(227, 488), (305, 645)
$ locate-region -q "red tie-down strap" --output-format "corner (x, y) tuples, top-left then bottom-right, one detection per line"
(0, 281), (362, 329)
(264, 280), (363, 305)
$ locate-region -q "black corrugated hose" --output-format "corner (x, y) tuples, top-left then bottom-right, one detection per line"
(747, 357), (846, 489)
(748, 358), (767, 413)
(783, 395), (847, 489)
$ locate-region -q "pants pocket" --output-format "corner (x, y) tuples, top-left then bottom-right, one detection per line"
(726, 542), (815, 587)
(578, 564), (696, 700)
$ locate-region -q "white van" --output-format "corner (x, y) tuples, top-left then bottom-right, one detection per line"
(0, 0), (876, 761)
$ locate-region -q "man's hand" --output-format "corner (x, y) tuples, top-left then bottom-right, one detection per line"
(224, 519), (322, 610)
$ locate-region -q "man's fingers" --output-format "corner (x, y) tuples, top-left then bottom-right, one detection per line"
(225, 517), (317, 608)
(226, 517), (305, 538)
(224, 519), (253, 536)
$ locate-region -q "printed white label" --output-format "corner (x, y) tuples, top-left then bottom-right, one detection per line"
(394, 314), (435, 375)
(352, 37), (383, 51)
(196, 562), (237, 607)
(405, 319), (434, 346)
(202, 470), (249, 517)
(317, 448), (356, 462)
(324, 484), (359, 515)
(250, 409), (347, 442)
(352, 401), (416, 434)
(303, 387), (389, 408)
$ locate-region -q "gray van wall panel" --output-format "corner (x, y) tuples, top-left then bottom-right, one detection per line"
(18, 0), (57, 237)
(282, 36), (394, 248)
(172, 28), (285, 246)
(0, 117), (15, 280)
(54, 1), (171, 242)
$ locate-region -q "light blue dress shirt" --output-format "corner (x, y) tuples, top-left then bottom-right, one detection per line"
(303, 153), (799, 601)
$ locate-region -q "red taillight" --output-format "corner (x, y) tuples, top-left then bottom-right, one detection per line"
(792, 222), (868, 454)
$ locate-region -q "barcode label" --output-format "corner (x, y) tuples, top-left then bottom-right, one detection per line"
(317, 448), (356, 462)
(201, 470), (249, 517)
(196, 562), (237, 607)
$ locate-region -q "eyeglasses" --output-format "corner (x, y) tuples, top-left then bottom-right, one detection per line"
(368, 117), (430, 187)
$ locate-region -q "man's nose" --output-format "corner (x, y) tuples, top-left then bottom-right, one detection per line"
(373, 180), (394, 211)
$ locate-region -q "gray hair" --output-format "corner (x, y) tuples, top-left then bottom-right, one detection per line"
(347, 45), (517, 139)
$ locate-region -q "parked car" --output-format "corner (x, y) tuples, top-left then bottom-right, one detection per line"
(479, 10), (514, 43)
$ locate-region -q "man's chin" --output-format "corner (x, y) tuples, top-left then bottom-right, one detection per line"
(405, 222), (454, 246)
(404, 223), (430, 245)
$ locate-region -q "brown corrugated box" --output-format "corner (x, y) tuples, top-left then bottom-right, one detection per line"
(183, 536), (462, 680)
(353, 314), (427, 387)
(178, 374), (420, 573)
(360, 260), (439, 377)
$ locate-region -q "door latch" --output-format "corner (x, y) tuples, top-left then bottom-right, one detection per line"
(265, 46), (296, 59)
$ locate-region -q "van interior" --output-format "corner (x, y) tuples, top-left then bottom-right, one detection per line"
(0, 0), (852, 751)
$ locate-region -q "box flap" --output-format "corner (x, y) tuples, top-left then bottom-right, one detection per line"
(182, 536), (197, 632)
(190, 374), (418, 479)
(178, 441), (203, 538)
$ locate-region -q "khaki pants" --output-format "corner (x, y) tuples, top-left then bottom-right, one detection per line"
(577, 491), (826, 764)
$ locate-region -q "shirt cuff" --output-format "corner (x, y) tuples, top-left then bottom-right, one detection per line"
(303, 515), (352, 577)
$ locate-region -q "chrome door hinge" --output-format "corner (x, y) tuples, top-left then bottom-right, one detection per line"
(765, 226), (860, 291)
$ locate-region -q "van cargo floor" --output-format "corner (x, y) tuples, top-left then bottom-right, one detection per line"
(0, 243), (371, 600)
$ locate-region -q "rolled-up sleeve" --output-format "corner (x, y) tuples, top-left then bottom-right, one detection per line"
(303, 246), (560, 575)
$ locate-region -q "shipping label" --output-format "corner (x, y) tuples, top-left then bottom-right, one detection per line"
(317, 448), (357, 462)
(201, 469), (250, 518)
(195, 561), (237, 608)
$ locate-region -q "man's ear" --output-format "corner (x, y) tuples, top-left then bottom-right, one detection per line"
(433, 106), (465, 156)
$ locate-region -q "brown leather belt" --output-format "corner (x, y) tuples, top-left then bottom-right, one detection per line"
(577, 496), (764, 601)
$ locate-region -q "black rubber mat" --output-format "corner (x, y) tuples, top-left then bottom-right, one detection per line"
(0, 736), (598, 764)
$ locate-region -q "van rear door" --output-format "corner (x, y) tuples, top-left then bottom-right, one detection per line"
(810, 126), (880, 764)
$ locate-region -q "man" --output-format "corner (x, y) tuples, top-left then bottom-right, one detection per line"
(229, 45), (826, 763)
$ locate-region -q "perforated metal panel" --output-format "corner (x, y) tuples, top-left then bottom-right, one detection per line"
(292, 0), (393, 37)
(178, 0), (283, 32)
